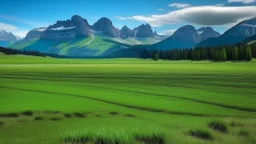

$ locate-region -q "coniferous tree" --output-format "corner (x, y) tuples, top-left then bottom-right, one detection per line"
(245, 46), (252, 61)
(232, 46), (239, 61)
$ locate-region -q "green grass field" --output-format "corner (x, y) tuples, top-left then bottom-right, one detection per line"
(0, 54), (256, 144)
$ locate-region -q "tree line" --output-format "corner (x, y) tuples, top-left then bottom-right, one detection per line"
(140, 43), (256, 61)
(0, 46), (69, 58)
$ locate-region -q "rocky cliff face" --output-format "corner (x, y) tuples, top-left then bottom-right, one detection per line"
(42, 15), (91, 40)
(120, 26), (135, 39)
(133, 24), (154, 38)
(92, 17), (120, 37)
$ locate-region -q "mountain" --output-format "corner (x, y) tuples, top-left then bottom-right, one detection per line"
(152, 25), (220, 50)
(242, 34), (256, 45)
(0, 30), (19, 46)
(120, 26), (135, 39)
(196, 27), (221, 42)
(92, 17), (119, 37)
(198, 17), (256, 47)
(42, 15), (91, 40)
(10, 15), (162, 57)
(133, 24), (154, 38)
(25, 27), (47, 39)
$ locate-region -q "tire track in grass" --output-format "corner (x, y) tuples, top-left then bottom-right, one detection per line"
(0, 86), (245, 118)
(1, 75), (256, 113)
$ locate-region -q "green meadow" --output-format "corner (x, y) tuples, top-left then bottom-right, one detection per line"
(0, 54), (256, 144)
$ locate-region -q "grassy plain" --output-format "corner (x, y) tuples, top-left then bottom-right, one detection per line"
(0, 54), (255, 144)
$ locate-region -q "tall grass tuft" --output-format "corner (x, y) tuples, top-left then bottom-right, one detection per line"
(188, 129), (213, 140)
(134, 127), (165, 144)
(63, 127), (165, 144)
(208, 120), (228, 133)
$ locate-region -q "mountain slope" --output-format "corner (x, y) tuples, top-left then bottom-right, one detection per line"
(198, 17), (256, 47)
(152, 25), (220, 50)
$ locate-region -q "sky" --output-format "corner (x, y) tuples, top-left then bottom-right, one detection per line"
(0, 0), (256, 38)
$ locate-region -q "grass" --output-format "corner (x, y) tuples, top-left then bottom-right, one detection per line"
(51, 117), (62, 121)
(238, 129), (249, 137)
(0, 55), (256, 144)
(208, 120), (228, 133)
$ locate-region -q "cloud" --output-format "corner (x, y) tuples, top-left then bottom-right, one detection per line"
(116, 6), (256, 27)
(158, 29), (176, 36)
(115, 16), (132, 20)
(168, 3), (190, 8)
(0, 22), (17, 31)
(227, 0), (255, 4)
(157, 8), (165, 12)
(0, 14), (49, 27)
(12, 30), (29, 38)
(0, 22), (28, 38)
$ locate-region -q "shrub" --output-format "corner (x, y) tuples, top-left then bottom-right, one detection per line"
(64, 113), (72, 118)
(188, 129), (213, 140)
(34, 116), (44, 121)
(73, 112), (86, 118)
(22, 111), (33, 116)
(109, 112), (119, 115)
(0, 112), (20, 118)
(208, 120), (228, 133)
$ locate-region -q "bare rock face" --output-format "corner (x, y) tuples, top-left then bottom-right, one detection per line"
(133, 24), (154, 38)
(120, 25), (134, 39)
(92, 17), (120, 37)
(41, 15), (91, 40)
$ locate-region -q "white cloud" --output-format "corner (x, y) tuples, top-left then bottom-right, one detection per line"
(227, 0), (255, 4)
(116, 6), (256, 27)
(115, 16), (132, 20)
(168, 3), (190, 8)
(158, 29), (176, 36)
(0, 14), (49, 27)
(0, 22), (17, 31)
(12, 30), (29, 38)
(157, 8), (165, 12)
(0, 22), (28, 38)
